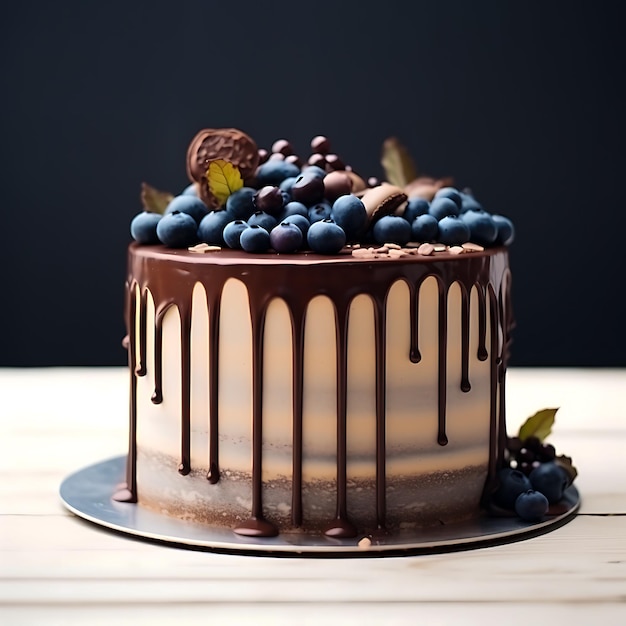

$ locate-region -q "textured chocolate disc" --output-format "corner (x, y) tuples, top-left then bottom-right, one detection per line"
(186, 128), (260, 206)
(187, 128), (259, 181)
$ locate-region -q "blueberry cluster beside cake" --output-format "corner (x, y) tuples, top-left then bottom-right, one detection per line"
(115, 128), (567, 542)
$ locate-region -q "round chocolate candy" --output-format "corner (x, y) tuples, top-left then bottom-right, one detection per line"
(271, 139), (293, 155)
(310, 135), (331, 154)
(307, 153), (327, 168)
(324, 153), (345, 171)
(323, 171), (353, 202)
(285, 154), (303, 167)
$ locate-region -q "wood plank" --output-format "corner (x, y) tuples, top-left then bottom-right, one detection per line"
(1, 603), (625, 626)
(506, 368), (626, 431)
(1, 367), (625, 622)
(1, 516), (624, 604)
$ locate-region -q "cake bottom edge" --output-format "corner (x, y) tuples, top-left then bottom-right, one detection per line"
(134, 449), (489, 536)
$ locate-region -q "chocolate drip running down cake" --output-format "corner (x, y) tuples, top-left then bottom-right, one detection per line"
(116, 129), (516, 540)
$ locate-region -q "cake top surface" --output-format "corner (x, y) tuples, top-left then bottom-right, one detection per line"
(130, 241), (507, 266)
(130, 128), (515, 257)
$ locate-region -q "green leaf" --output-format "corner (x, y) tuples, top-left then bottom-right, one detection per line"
(206, 159), (244, 207)
(381, 137), (418, 188)
(518, 408), (559, 442)
(140, 182), (174, 214)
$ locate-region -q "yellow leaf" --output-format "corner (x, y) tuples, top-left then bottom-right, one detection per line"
(206, 159), (244, 207)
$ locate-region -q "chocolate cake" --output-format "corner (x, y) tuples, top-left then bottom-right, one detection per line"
(116, 129), (516, 540)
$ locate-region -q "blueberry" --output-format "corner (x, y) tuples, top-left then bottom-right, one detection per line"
(255, 159), (300, 186)
(515, 490), (549, 522)
(411, 214), (439, 242)
(308, 201), (333, 224)
(331, 194), (367, 240)
(270, 222), (303, 253)
(492, 214), (515, 246)
(181, 183), (198, 196)
(307, 220), (346, 255)
(281, 190), (292, 207)
(225, 187), (256, 220)
(156, 211), (198, 248)
(433, 187), (463, 211)
(279, 176), (298, 195)
(280, 213), (310, 237)
(130, 211), (162, 245)
(254, 185), (284, 216)
(460, 209), (498, 246)
(248, 211), (278, 232)
(404, 197), (430, 222)
(165, 195), (208, 225)
(291, 173), (326, 205)
(529, 461), (570, 504)
(429, 197), (460, 221)
(223, 220), (249, 249)
(300, 164), (327, 179)
(280, 201), (309, 221)
(493, 467), (533, 509)
(197, 210), (232, 246)
(437, 215), (470, 246)
(372, 215), (412, 246)
(459, 191), (484, 213)
(240, 225), (270, 253)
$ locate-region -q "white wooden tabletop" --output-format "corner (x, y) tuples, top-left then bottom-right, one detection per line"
(1, 367), (625, 625)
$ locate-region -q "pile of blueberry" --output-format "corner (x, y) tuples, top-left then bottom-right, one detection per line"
(492, 435), (574, 522)
(130, 136), (516, 255)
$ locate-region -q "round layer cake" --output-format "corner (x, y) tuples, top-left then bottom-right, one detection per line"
(117, 242), (512, 538)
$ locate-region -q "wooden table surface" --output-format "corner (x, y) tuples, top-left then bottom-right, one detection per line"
(1, 367), (625, 625)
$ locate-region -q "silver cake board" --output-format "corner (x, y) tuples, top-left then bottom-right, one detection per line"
(60, 455), (580, 557)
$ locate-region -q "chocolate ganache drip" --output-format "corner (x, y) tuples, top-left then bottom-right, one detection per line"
(115, 244), (512, 537)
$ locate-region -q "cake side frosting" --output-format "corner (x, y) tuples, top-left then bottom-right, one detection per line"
(118, 244), (512, 537)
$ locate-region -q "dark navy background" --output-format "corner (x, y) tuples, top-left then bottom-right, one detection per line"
(2, 1), (624, 366)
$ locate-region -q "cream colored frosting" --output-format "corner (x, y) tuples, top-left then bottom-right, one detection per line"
(133, 272), (497, 530)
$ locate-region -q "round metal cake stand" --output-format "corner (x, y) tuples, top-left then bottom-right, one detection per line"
(60, 456), (580, 557)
